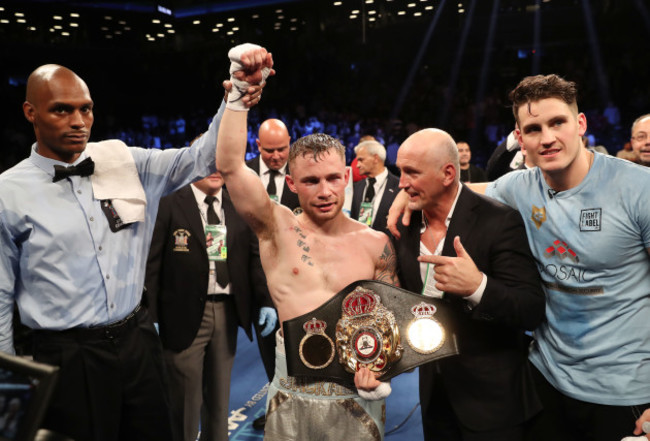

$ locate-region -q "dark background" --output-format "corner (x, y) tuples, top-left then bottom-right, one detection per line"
(1, 0), (648, 170)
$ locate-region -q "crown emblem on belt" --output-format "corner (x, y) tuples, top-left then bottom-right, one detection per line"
(299, 317), (335, 370)
(342, 289), (379, 316)
(411, 302), (437, 318)
(303, 318), (327, 334)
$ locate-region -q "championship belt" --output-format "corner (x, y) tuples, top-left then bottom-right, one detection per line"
(283, 280), (459, 383)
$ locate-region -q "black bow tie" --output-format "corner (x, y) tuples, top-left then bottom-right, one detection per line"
(52, 157), (95, 182)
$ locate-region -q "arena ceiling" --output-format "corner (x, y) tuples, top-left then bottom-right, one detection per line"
(0, 0), (631, 50)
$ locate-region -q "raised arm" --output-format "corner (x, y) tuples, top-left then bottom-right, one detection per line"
(216, 45), (276, 236)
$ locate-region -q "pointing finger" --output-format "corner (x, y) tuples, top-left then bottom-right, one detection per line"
(418, 254), (451, 265)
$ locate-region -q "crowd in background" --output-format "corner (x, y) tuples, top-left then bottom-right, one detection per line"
(0, 87), (634, 174)
(1, 1), (648, 171)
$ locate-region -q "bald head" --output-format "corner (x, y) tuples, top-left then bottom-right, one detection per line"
(26, 64), (89, 104)
(258, 118), (289, 142)
(401, 129), (459, 175)
(256, 118), (291, 170)
(23, 64), (94, 163)
(396, 129), (460, 213)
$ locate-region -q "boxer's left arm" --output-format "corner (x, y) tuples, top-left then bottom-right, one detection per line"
(374, 235), (400, 287)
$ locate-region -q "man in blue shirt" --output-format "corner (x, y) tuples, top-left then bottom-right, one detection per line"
(0, 46), (268, 441)
(483, 75), (650, 441)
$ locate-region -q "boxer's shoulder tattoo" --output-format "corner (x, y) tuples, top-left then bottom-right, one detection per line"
(293, 226), (307, 239)
(376, 241), (399, 285)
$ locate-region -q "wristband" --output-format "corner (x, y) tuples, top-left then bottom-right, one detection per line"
(357, 381), (391, 401)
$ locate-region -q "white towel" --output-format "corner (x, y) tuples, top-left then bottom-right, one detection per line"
(86, 140), (146, 223)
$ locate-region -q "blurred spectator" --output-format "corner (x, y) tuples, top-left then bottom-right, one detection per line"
(631, 114), (650, 167)
(615, 141), (639, 163)
(457, 141), (487, 183)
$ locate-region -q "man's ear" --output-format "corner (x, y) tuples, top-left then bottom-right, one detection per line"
(256, 139), (262, 153)
(577, 113), (587, 137)
(23, 101), (35, 123)
(443, 163), (456, 186)
(286, 174), (297, 193)
(514, 125), (525, 152)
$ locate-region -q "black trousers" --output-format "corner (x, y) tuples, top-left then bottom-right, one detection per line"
(32, 307), (173, 441)
(525, 363), (650, 441)
(421, 367), (524, 441)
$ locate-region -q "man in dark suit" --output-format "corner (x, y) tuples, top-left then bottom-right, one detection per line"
(145, 172), (276, 441)
(350, 140), (400, 234)
(246, 118), (300, 212)
(391, 128), (545, 441)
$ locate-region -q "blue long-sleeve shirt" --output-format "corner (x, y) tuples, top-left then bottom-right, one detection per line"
(0, 102), (225, 354)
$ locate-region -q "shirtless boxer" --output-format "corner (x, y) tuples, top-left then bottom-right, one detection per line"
(216, 45), (399, 441)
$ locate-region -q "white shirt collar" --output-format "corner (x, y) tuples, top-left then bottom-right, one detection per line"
(190, 184), (222, 208)
(259, 159), (288, 177)
(370, 167), (388, 187)
(420, 183), (462, 232)
(445, 184), (462, 227)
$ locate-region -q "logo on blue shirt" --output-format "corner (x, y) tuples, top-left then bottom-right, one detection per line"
(580, 208), (602, 231)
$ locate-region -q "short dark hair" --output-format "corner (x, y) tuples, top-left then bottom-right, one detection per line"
(289, 133), (345, 165)
(509, 74), (578, 124)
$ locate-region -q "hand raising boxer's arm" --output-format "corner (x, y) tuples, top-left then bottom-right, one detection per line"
(216, 44), (277, 236)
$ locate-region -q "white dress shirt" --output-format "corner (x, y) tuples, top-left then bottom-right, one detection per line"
(190, 184), (231, 295)
(419, 185), (487, 305)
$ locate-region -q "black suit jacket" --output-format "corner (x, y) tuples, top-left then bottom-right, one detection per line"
(350, 171), (400, 234)
(246, 155), (300, 211)
(393, 185), (544, 432)
(145, 185), (272, 352)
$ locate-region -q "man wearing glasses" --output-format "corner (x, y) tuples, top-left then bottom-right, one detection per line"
(631, 114), (650, 166)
